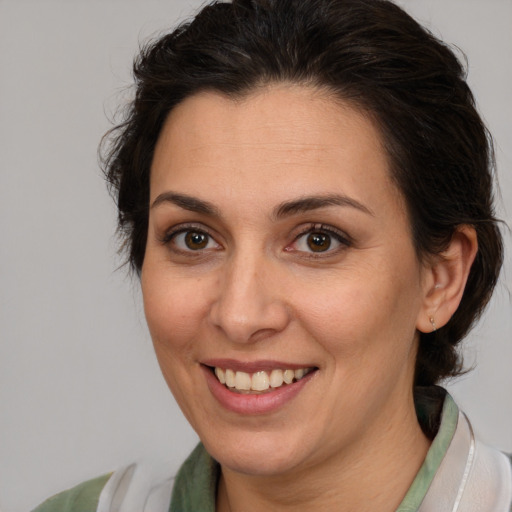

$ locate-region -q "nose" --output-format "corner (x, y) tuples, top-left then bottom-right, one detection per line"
(208, 252), (291, 344)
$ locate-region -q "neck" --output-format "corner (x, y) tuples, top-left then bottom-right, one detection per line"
(217, 390), (430, 512)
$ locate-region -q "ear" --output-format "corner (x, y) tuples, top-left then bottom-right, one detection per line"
(416, 225), (478, 333)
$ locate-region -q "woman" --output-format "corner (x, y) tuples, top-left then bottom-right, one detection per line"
(34, 0), (510, 510)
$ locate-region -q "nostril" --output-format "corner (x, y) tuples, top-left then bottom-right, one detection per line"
(247, 328), (280, 344)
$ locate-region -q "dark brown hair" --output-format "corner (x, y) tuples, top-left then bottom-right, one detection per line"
(102, 0), (503, 386)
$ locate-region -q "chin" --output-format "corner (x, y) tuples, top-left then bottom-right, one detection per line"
(202, 430), (311, 476)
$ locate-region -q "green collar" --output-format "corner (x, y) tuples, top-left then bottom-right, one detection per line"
(397, 391), (458, 511)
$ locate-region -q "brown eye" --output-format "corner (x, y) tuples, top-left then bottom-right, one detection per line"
(307, 232), (331, 252)
(184, 231), (209, 250)
(167, 229), (219, 252)
(290, 226), (350, 256)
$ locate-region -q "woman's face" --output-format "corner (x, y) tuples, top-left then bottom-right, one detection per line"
(142, 85), (432, 476)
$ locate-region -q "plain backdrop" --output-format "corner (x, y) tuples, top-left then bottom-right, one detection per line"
(0, 1), (510, 510)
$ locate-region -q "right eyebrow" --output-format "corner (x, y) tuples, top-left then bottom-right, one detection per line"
(150, 191), (220, 216)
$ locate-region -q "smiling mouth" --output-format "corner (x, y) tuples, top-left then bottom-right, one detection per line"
(211, 367), (316, 394)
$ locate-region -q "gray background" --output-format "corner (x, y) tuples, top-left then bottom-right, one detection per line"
(0, 1), (510, 511)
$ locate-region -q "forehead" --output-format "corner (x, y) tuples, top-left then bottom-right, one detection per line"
(150, 85), (402, 214)
(155, 85), (382, 154)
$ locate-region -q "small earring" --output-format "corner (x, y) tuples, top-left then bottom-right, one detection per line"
(429, 316), (437, 332)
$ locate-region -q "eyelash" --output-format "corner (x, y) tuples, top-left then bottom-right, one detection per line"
(288, 223), (352, 257)
(159, 223), (352, 257)
(159, 224), (219, 253)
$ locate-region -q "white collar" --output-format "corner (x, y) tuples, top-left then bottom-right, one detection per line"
(419, 410), (512, 511)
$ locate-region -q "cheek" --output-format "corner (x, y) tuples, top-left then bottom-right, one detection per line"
(141, 268), (209, 351)
(141, 267), (209, 420)
(293, 261), (422, 364)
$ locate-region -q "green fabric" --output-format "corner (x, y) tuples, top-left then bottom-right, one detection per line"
(170, 442), (219, 512)
(169, 393), (459, 512)
(32, 473), (112, 512)
(397, 393), (459, 511)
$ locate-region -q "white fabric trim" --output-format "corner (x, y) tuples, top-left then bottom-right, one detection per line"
(419, 412), (512, 512)
(451, 413), (476, 511)
(96, 462), (174, 512)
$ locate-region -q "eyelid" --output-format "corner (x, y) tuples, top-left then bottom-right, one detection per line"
(296, 223), (351, 241)
(287, 223), (352, 255)
(159, 223), (221, 249)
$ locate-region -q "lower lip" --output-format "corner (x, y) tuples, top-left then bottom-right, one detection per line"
(202, 366), (316, 415)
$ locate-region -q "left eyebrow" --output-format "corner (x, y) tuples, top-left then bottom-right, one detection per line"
(274, 194), (374, 219)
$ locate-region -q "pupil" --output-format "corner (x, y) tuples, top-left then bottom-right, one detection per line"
(185, 232), (208, 249)
(308, 233), (330, 252)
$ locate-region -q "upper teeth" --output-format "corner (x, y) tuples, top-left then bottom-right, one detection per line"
(214, 367), (312, 392)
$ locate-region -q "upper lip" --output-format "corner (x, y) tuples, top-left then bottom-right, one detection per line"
(201, 358), (317, 373)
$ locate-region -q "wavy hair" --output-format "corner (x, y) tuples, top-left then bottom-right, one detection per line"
(101, 0), (503, 386)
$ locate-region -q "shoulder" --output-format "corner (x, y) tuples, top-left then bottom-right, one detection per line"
(414, 390), (512, 511)
(451, 413), (512, 511)
(32, 473), (112, 512)
(32, 460), (177, 512)
(471, 442), (512, 511)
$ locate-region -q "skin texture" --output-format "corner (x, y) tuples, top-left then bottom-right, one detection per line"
(141, 85), (477, 511)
